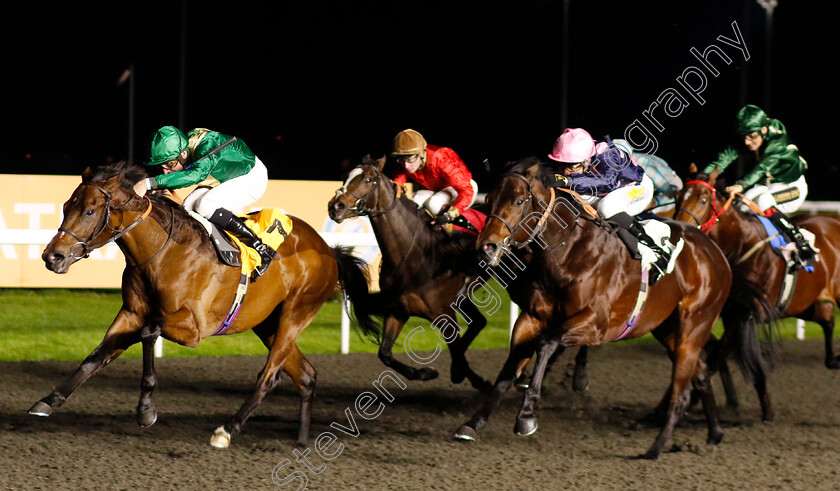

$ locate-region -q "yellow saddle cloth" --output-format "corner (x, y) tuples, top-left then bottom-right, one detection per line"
(224, 209), (293, 276)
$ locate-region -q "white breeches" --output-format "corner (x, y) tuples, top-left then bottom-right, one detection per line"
(412, 179), (479, 215)
(183, 157), (268, 218)
(587, 174), (655, 219)
(742, 175), (808, 214)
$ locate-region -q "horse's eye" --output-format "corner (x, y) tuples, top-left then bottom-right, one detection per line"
(700, 198), (708, 205)
(515, 199), (524, 206)
(364, 178), (371, 184)
(85, 209), (95, 216)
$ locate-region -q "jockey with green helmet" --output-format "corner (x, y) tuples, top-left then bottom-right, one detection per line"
(133, 126), (274, 275)
(704, 104), (814, 265)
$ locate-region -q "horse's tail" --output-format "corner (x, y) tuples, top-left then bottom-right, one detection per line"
(332, 246), (382, 343)
(717, 271), (779, 382)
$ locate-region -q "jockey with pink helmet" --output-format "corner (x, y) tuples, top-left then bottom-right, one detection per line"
(547, 128), (671, 283)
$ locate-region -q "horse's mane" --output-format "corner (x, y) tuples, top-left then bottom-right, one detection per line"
(88, 161), (184, 209)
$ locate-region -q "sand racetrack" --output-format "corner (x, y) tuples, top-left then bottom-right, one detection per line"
(2, 340), (839, 490)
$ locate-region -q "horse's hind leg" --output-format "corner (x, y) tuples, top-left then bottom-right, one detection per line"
(446, 300), (491, 392)
(137, 323), (162, 428)
(813, 300), (840, 369)
(514, 338), (564, 436)
(29, 310), (143, 417)
(571, 345), (590, 392)
(704, 332), (739, 409)
(283, 346), (317, 449)
(211, 300), (321, 449)
(692, 357), (724, 446)
(378, 314), (438, 381)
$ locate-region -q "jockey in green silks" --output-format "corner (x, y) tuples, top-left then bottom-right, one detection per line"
(704, 104), (815, 266)
(133, 126), (275, 275)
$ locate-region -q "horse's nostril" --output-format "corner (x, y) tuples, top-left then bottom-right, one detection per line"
(482, 243), (497, 254)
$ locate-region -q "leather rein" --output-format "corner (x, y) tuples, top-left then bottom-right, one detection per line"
(59, 183), (172, 267)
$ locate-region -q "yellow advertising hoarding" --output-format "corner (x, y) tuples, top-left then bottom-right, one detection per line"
(0, 174), (380, 288)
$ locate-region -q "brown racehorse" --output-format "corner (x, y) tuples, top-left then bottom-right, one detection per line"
(328, 156), (491, 391)
(675, 165), (840, 419)
(453, 162), (743, 459)
(30, 161), (379, 449)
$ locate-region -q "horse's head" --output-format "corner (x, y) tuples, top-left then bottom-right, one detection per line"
(674, 163), (722, 231)
(328, 155), (392, 222)
(43, 162), (147, 273)
(479, 161), (556, 266)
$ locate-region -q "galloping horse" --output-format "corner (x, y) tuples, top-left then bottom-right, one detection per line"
(453, 162), (749, 459)
(675, 165), (840, 418)
(30, 161), (378, 449)
(328, 156), (490, 391)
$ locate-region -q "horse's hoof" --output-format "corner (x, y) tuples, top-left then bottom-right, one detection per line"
(450, 368), (466, 384)
(514, 416), (538, 436)
(572, 375), (590, 393)
(477, 380), (494, 395)
(707, 429), (724, 446)
(514, 374), (530, 391)
(417, 367), (439, 381)
(28, 401), (52, 417)
(827, 358), (840, 370)
(137, 410), (158, 428)
(210, 426), (231, 448)
(762, 412), (775, 423)
(453, 425), (477, 441)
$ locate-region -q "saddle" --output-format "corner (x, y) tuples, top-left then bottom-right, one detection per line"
(189, 208), (293, 277)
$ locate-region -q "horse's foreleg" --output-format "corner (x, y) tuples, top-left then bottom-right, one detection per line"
(136, 323), (161, 428)
(446, 301), (490, 392)
(515, 338), (563, 436)
(377, 315), (438, 381)
(454, 314), (540, 442)
(29, 310), (143, 417)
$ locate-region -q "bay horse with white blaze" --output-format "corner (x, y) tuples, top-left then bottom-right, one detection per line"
(675, 165), (840, 418)
(31, 161), (379, 449)
(453, 162), (744, 459)
(328, 156), (491, 391)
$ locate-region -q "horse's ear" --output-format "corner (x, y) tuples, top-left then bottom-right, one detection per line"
(708, 167), (719, 184)
(82, 167), (94, 182)
(688, 162), (697, 174)
(361, 154), (372, 165)
(374, 155), (387, 171)
(524, 163), (541, 179)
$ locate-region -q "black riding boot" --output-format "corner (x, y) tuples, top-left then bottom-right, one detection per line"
(765, 207), (815, 266)
(611, 212), (670, 285)
(209, 208), (276, 276)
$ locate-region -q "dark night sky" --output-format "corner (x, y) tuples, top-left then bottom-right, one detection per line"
(2, 1), (837, 199)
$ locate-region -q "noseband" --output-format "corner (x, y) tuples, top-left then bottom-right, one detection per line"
(334, 167), (398, 216)
(59, 183), (153, 260)
(678, 180), (735, 232)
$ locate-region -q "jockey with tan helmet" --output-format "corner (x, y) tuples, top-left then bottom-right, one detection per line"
(390, 129), (478, 224)
(132, 126), (275, 275)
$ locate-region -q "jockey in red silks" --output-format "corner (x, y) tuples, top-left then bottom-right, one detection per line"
(390, 129), (478, 228)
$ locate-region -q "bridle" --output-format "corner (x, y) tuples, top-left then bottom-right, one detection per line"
(677, 180), (736, 232)
(58, 182), (154, 261)
(333, 166), (399, 217)
(485, 173), (557, 249)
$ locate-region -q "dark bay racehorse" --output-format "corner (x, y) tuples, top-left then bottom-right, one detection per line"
(675, 165), (840, 418)
(31, 162), (379, 448)
(453, 162), (749, 459)
(328, 156), (490, 390)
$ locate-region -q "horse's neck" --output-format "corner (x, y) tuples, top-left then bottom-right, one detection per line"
(712, 205), (764, 257)
(369, 196), (432, 267)
(114, 202), (188, 267)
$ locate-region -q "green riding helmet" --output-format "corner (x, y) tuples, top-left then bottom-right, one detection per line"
(146, 126), (188, 165)
(736, 104), (770, 134)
